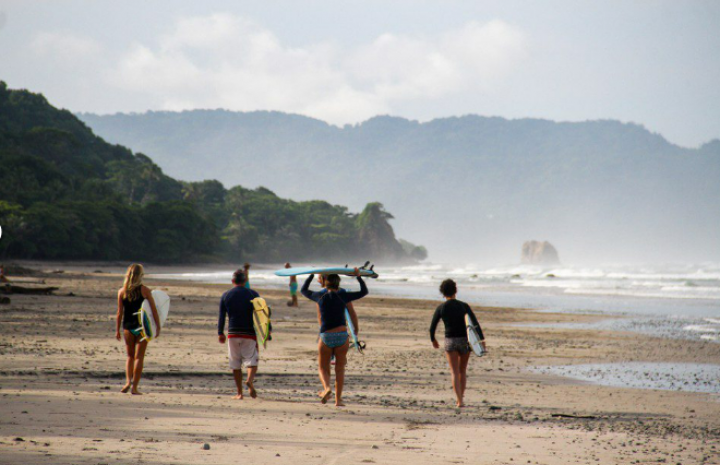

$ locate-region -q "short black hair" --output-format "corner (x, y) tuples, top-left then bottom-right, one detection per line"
(439, 279), (457, 297)
(232, 270), (247, 285)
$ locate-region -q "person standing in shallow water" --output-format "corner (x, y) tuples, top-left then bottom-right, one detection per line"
(429, 279), (486, 408)
(115, 264), (160, 395)
(218, 269), (260, 399)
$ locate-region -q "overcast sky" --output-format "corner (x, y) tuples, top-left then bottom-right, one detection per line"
(2, 0), (718, 147)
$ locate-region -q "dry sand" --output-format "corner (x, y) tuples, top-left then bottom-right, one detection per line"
(0, 266), (719, 465)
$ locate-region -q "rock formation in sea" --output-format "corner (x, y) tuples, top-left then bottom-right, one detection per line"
(521, 241), (560, 265)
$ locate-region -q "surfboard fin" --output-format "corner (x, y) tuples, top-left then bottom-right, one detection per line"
(361, 261), (370, 270)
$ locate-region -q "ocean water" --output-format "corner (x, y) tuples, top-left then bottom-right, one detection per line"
(149, 262), (720, 343)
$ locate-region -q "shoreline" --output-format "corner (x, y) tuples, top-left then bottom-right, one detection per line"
(1, 265), (719, 464)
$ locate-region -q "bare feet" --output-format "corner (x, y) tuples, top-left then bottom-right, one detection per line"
(120, 383), (131, 393)
(319, 388), (332, 404)
(131, 389), (143, 395)
(335, 400), (346, 407)
(233, 394), (244, 400)
(456, 402), (465, 408)
(246, 382), (257, 399)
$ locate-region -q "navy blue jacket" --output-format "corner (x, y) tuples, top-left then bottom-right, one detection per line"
(218, 286), (259, 336)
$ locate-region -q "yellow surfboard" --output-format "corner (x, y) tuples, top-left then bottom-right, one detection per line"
(251, 297), (271, 349)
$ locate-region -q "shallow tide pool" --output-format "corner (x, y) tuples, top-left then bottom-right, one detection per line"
(530, 362), (720, 394)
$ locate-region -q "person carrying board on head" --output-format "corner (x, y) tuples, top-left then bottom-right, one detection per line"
(429, 279), (486, 408)
(115, 264), (160, 395)
(218, 269), (260, 400)
(285, 263), (298, 307)
(301, 268), (367, 407)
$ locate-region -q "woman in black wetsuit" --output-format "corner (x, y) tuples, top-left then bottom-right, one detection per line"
(115, 264), (160, 395)
(301, 268), (367, 406)
(429, 279), (486, 408)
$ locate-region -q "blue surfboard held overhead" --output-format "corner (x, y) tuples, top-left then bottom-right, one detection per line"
(275, 266), (378, 279)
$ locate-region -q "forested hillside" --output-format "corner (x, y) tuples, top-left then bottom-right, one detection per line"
(0, 82), (423, 263)
(79, 110), (720, 263)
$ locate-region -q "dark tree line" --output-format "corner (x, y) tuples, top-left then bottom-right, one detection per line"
(0, 82), (423, 263)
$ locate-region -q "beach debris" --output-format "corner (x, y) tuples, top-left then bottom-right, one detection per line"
(551, 413), (598, 419)
(1, 285), (59, 295)
(371, 445), (379, 449)
(14, 437), (24, 442)
(202, 443), (210, 450)
(0, 297), (9, 305)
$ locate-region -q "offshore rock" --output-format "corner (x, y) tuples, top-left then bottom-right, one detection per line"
(521, 241), (560, 265)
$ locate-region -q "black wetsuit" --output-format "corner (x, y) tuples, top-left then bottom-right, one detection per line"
(301, 275), (368, 332)
(122, 294), (143, 331)
(429, 299), (484, 342)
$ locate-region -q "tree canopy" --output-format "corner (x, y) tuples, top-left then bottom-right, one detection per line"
(0, 82), (423, 263)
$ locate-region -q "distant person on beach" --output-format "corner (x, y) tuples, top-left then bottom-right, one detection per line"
(243, 262), (251, 289)
(0, 264), (9, 283)
(301, 269), (367, 406)
(115, 264), (160, 395)
(218, 269), (260, 400)
(285, 263), (298, 307)
(429, 279), (486, 408)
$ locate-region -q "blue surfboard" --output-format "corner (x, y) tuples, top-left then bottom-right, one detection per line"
(275, 266), (378, 279)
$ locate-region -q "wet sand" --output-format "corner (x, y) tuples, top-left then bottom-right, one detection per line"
(1, 265), (719, 464)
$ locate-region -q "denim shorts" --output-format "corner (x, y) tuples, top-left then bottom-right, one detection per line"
(321, 332), (349, 348)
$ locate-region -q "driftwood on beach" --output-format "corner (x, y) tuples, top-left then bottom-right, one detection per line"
(1, 285), (59, 295)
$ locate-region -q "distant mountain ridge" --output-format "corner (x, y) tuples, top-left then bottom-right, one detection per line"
(78, 110), (720, 263)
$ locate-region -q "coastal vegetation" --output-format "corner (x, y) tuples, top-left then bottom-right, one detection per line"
(0, 82), (422, 263)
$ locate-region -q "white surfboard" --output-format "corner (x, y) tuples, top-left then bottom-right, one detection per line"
(345, 308), (363, 354)
(465, 314), (485, 357)
(138, 290), (170, 342)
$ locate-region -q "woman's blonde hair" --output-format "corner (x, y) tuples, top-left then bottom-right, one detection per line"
(123, 264), (144, 300)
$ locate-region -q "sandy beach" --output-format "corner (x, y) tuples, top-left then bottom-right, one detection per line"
(1, 265), (719, 465)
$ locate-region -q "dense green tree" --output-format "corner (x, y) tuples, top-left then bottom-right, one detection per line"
(0, 82), (421, 263)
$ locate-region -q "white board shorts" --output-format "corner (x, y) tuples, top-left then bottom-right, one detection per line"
(227, 337), (259, 369)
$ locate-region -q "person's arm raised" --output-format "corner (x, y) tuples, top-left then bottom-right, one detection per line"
(343, 269), (368, 302)
(301, 274), (322, 301)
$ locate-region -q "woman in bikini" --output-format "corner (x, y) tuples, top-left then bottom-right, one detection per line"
(115, 264), (160, 395)
(301, 269), (367, 406)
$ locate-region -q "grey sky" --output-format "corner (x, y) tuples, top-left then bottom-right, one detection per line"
(1, 0), (718, 147)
